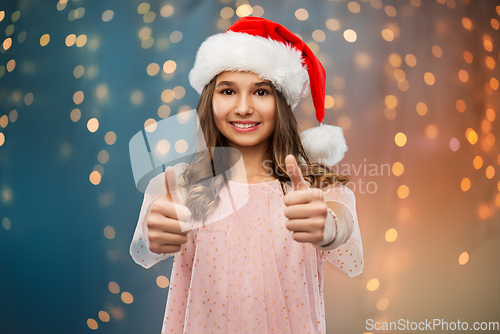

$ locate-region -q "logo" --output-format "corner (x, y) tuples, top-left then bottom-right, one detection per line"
(129, 109), (249, 231)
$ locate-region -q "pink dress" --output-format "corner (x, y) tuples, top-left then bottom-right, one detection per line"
(130, 163), (363, 334)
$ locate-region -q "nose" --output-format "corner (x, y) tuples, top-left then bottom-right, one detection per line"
(234, 93), (253, 116)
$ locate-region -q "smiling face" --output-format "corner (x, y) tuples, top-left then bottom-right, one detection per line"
(212, 71), (277, 151)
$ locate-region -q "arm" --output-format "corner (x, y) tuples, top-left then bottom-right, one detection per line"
(129, 163), (188, 269)
(315, 184), (364, 277)
(312, 200), (354, 251)
(283, 155), (363, 277)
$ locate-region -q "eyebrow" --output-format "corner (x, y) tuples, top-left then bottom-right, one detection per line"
(215, 81), (272, 89)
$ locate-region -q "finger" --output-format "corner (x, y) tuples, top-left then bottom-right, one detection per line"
(165, 218), (193, 235)
(148, 212), (192, 236)
(290, 231), (321, 244)
(149, 228), (189, 245)
(149, 198), (192, 224)
(164, 166), (193, 224)
(283, 190), (320, 206)
(165, 166), (183, 205)
(284, 204), (317, 219)
(285, 218), (315, 233)
(150, 244), (182, 255)
(285, 155), (309, 191)
(178, 219), (194, 233)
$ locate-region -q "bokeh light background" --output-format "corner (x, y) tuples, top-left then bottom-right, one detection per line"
(1, 0), (499, 333)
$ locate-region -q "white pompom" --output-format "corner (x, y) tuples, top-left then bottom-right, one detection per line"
(299, 124), (348, 166)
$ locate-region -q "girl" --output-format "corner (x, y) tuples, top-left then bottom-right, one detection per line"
(130, 17), (363, 334)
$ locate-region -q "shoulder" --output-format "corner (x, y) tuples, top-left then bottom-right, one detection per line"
(172, 162), (189, 178)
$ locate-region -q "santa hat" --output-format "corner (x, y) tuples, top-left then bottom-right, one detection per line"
(189, 16), (347, 166)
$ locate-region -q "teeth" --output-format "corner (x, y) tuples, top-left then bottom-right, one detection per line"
(232, 123), (258, 129)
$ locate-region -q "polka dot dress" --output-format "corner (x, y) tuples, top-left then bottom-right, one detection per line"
(130, 163), (364, 334)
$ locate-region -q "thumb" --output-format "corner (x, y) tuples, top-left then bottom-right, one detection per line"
(165, 166), (192, 230)
(165, 166), (183, 204)
(285, 155), (309, 191)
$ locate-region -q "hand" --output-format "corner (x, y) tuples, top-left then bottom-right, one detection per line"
(283, 155), (329, 246)
(144, 167), (192, 254)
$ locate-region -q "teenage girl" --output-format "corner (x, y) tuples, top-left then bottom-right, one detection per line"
(130, 17), (363, 334)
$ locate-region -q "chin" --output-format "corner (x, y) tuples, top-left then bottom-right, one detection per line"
(231, 140), (259, 147)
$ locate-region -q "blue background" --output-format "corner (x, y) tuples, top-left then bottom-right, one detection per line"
(1, 0), (500, 333)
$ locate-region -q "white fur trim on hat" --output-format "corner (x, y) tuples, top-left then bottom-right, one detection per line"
(300, 124), (348, 166)
(189, 31), (309, 109)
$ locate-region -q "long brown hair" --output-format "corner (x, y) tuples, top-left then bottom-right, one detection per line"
(180, 74), (347, 222)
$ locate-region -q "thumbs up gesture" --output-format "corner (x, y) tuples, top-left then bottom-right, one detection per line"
(143, 166), (192, 255)
(284, 155), (331, 246)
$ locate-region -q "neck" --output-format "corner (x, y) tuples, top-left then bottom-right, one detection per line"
(227, 140), (274, 183)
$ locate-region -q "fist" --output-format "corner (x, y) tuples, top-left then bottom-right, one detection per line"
(283, 155), (329, 245)
(144, 166), (192, 254)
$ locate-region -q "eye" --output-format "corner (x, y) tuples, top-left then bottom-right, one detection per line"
(221, 89), (234, 95)
(255, 89), (269, 97)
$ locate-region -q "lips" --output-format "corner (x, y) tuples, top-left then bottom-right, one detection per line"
(229, 121), (261, 131)
(229, 121), (260, 128)
(229, 121), (261, 125)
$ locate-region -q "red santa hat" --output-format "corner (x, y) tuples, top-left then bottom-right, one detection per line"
(189, 16), (347, 166)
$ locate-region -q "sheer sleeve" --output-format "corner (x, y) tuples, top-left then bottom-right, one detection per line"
(319, 183), (364, 277)
(129, 162), (188, 269)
